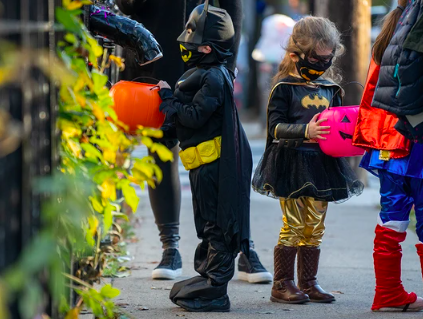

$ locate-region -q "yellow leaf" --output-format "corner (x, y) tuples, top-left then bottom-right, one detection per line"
(86, 216), (99, 246)
(133, 162), (154, 179)
(150, 143), (173, 162)
(103, 148), (116, 164)
(109, 55), (125, 71)
(75, 93), (86, 107)
(121, 180), (139, 213)
(60, 119), (82, 139)
(92, 103), (105, 121)
(89, 196), (104, 213)
(64, 0), (91, 10)
(66, 139), (82, 158)
(87, 35), (103, 58)
(73, 77), (85, 92)
(65, 307), (80, 319)
(127, 176), (139, 185)
(100, 179), (116, 201)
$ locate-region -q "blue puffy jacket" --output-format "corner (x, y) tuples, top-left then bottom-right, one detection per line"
(372, 0), (423, 116)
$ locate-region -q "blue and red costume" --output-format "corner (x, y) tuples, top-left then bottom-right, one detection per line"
(353, 57), (423, 311)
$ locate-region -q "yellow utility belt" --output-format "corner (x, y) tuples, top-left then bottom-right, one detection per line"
(179, 136), (222, 171)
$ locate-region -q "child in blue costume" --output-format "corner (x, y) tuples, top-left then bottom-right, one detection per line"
(358, 0), (423, 312)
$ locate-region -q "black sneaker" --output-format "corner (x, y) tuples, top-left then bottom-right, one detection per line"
(238, 249), (273, 283)
(152, 248), (183, 280)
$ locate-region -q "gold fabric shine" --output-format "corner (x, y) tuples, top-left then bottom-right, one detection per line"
(278, 197), (328, 247)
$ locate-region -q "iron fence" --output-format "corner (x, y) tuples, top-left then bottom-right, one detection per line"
(0, 0), (60, 316)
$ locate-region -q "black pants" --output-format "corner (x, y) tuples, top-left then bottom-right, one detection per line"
(189, 160), (236, 287)
(148, 145), (181, 249)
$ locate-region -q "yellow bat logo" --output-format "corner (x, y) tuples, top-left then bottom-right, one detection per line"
(180, 44), (192, 63)
(299, 67), (325, 81)
(301, 93), (330, 110)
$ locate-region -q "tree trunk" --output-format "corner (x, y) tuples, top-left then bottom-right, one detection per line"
(314, 0), (372, 186)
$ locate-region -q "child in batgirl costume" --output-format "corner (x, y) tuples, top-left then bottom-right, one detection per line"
(252, 17), (363, 304)
(156, 1), (253, 312)
(353, 0), (423, 312)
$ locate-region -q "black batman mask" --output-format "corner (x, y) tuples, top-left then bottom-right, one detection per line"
(179, 43), (206, 67)
(177, 1), (234, 65)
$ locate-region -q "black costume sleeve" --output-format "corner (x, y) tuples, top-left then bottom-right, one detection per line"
(159, 71), (224, 129)
(268, 84), (307, 141)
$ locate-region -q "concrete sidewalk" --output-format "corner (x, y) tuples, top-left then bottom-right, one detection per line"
(113, 185), (423, 319)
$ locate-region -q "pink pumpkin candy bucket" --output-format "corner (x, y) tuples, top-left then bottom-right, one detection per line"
(317, 106), (365, 157)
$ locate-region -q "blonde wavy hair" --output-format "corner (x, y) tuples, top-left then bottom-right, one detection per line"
(273, 16), (345, 86)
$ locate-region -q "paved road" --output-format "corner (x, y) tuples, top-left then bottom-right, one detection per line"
(115, 141), (422, 319)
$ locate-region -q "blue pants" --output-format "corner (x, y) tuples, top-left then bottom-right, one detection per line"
(379, 170), (423, 241)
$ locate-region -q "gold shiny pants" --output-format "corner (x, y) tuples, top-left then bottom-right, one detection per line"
(278, 197), (328, 247)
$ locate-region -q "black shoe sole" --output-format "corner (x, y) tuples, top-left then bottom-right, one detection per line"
(270, 296), (310, 304)
(309, 298), (336, 303)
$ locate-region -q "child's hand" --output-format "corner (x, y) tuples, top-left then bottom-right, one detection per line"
(308, 113), (330, 140)
(157, 80), (171, 90)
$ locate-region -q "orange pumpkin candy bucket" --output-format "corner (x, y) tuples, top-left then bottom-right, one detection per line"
(110, 80), (165, 134)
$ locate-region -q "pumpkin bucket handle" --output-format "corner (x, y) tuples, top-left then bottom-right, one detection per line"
(329, 81), (364, 109)
(131, 76), (160, 84)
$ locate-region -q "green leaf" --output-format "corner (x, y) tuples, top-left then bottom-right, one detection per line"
(19, 233), (56, 273)
(141, 136), (153, 148)
(112, 212), (129, 222)
(92, 169), (117, 185)
(150, 143), (174, 162)
(104, 203), (113, 233)
(56, 7), (81, 36)
(89, 137), (113, 150)
(20, 281), (42, 319)
(64, 33), (77, 44)
(86, 33), (103, 57)
(152, 164), (163, 184)
(92, 69), (108, 94)
(121, 180), (139, 213)
(81, 143), (104, 162)
(100, 284), (120, 299)
(103, 106), (118, 121)
(89, 196), (104, 213)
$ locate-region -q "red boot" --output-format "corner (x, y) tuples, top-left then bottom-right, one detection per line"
(416, 243), (423, 278)
(372, 225), (417, 311)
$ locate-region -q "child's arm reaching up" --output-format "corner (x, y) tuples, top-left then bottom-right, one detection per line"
(157, 71), (224, 130)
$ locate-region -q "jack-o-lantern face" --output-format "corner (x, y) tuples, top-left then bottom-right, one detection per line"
(339, 115), (353, 140)
(318, 106), (364, 158)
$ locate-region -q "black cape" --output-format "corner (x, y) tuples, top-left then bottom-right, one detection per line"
(215, 65), (252, 255)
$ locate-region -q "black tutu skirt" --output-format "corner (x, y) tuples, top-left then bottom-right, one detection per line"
(252, 143), (364, 202)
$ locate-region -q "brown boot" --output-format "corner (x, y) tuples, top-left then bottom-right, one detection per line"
(271, 245), (309, 304)
(297, 246), (335, 303)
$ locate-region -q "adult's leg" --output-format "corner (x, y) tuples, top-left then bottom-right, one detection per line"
(372, 170), (420, 311)
(150, 145), (183, 280)
(148, 145), (181, 249)
(296, 198), (334, 303)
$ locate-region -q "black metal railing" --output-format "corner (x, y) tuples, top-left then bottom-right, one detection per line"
(0, 1), (61, 317)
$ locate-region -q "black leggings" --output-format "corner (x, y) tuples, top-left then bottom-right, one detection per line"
(148, 145), (181, 249)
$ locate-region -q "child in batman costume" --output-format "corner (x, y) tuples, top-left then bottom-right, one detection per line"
(252, 17), (363, 304)
(114, 0), (271, 283)
(157, 1), (253, 312)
